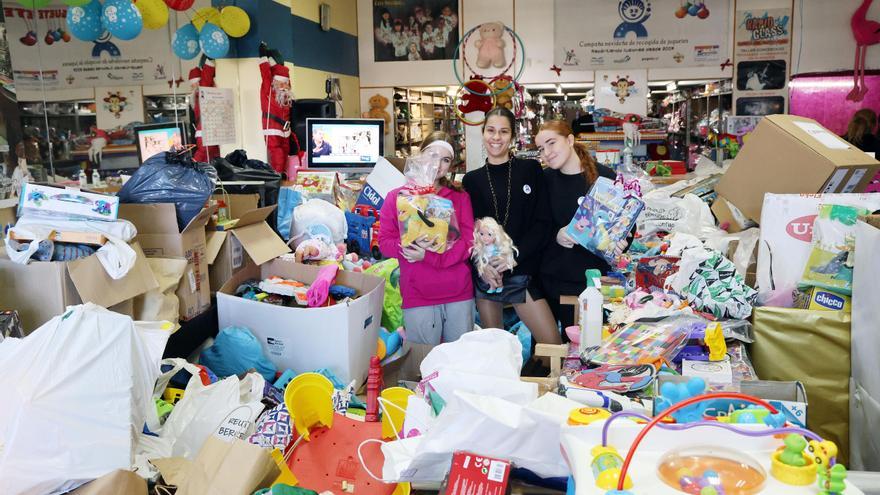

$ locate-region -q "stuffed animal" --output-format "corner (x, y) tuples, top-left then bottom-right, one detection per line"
(474, 21), (506, 69)
(458, 78), (494, 115)
(397, 194), (451, 253)
(490, 76), (516, 110)
(363, 94), (391, 134)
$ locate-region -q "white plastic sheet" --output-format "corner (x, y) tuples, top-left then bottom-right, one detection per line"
(0, 304), (170, 495)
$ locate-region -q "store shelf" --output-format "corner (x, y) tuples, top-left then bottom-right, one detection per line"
(577, 131), (669, 142)
(21, 113), (95, 117)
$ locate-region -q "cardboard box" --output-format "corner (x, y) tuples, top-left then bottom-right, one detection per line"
(119, 204), (212, 320)
(716, 115), (880, 223)
(793, 286), (852, 312)
(206, 194), (290, 293)
(711, 195), (755, 233)
(19, 183), (120, 220)
(355, 157), (406, 211)
(217, 259), (384, 385)
(442, 451), (511, 495)
(0, 242), (157, 332)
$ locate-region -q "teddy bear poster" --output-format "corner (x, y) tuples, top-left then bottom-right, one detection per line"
(372, 0), (460, 62)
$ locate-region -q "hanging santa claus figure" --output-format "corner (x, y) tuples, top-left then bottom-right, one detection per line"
(259, 42), (293, 173)
(189, 56), (221, 162)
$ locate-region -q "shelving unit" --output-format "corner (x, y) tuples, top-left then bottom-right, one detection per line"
(393, 87), (464, 169)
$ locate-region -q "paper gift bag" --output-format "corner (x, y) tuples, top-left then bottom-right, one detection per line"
(153, 437), (279, 495)
(750, 307), (851, 464)
(70, 470), (147, 495)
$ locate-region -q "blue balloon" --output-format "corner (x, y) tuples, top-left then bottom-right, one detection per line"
(172, 23), (199, 60)
(199, 22), (229, 59)
(66, 0), (104, 42)
(102, 0), (142, 41)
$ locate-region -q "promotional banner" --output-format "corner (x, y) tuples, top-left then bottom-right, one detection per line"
(554, 0), (730, 70)
(594, 69), (648, 115)
(733, 8), (792, 116)
(3, 4), (179, 91)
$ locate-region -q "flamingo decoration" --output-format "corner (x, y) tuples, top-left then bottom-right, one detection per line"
(849, 0), (880, 101)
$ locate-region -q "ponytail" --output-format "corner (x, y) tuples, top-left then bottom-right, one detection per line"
(846, 108), (878, 146)
(539, 119), (600, 186)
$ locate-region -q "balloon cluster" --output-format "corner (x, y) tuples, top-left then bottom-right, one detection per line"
(55, 0), (250, 59)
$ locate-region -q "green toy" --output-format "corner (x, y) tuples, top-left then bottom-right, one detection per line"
(779, 434), (808, 467)
(817, 463), (847, 495)
(364, 258), (403, 331)
(155, 398), (174, 422)
(253, 484), (319, 495)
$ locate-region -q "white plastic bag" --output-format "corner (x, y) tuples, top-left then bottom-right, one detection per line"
(637, 193), (718, 238)
(0, 304), (170, 495)
(380, 391), (580, 482)
(289, 198), (348, 248)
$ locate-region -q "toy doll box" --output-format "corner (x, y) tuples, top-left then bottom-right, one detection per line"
(18, 183), (120, 221)
(566, 177), (643, 261)
(217, 259), (384, 386)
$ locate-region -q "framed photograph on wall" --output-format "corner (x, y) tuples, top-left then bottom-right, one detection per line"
(372, 0), (460, 62)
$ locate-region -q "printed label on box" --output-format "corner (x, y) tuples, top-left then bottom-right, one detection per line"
(769, 399), (807, 428)
(795, 122), (850, 150)
(842, 168), (868, 193)
(231, 236), (244, 269)
(822, 169), (849, 193)
(266, 336), (285, 357)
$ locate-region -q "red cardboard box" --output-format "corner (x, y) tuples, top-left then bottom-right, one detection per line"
(442, 451), (511, 495)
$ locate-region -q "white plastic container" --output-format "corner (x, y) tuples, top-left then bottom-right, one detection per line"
(578, 269), (603, 352)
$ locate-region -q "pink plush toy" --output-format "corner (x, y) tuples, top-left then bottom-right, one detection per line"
(307, 264), (339, 307)
(474, 22), (507, 69)
(849, 0), (880, 101)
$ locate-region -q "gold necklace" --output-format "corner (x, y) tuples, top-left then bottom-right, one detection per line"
(486, 159), (512, 227)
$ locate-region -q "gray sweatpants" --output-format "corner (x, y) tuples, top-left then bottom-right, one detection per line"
(402, 299), (475, 345)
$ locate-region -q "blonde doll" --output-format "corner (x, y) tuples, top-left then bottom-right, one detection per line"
(471, 217), (518, 294)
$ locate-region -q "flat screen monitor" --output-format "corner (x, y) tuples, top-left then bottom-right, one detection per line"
(306, 118), (384, 171)
(134, 122), (186, 164)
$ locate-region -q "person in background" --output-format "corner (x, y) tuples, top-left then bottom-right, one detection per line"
(311, 131), (332, 157)
(462, 107), (562, 354)
(843, 108), (880, 155)
(379, 131), (475, 377)
(535, 120), (627, 329)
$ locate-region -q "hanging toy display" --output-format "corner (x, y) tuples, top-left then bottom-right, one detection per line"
(101, 0), (144, 41)
(451, 21), (526, 126)
(675, 1), (709, 19)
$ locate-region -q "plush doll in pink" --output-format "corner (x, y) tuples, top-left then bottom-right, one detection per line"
(849, 0), (880, 101)
(474, 22), (507, 69)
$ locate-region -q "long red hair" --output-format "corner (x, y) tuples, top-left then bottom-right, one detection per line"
(538, 120), (599, 185)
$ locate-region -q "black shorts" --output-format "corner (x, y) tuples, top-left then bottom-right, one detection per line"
(474, 272), (545, 304)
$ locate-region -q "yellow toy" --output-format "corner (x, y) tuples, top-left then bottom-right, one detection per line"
(808, 440), (838, 468)
(705, 322), (727, 362)
(397, 194), (451, 253)
(284, 372), (335, 442)
(590, 445), (633, 490)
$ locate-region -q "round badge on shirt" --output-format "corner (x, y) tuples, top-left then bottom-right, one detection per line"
(523, 184), (532, 194)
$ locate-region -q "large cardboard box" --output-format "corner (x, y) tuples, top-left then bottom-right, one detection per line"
(0, 242), (157, 332)
(206, 194), (290, 293)
(716, 115), (880, 223)
(119, 204), (212, 320)
(217, 259), (384, 385)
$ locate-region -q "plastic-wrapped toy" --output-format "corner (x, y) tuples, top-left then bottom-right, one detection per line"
(566, 177), (643, 265)
(471, 217), (518, 294)
(799, 204), (869, 296)
(396, 151), (459, 253)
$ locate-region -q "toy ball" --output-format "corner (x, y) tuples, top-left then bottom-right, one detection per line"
(163, 0), (193, 11)
(192, 6), (220, 31)
(66, 0), (104, 42)
(199, 22), (229, 58)
(172, 22), (200, 59)
(687, 3), (700, 16)
(219, 5), (250, 38)
(16, 0), (50, 8)
(102, 0), (143, 41)
(63, 0), (91, 6)
(135, 0), (168, 29)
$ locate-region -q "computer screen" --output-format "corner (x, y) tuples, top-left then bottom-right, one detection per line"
(306, 118), (384, 170)
(134, 123), (185, 163)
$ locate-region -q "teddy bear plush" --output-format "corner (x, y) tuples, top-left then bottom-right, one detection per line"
(490, 77), (516, 110)
(363, 94), (392, 134)
(474, 22), (506, 69)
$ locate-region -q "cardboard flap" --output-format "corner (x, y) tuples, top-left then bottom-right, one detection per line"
(231, 221), (290, 265)
(118, 203), (180, 235)
(67, 242), (159, 307)
(212, 193), (259, 219)
(205, 231), (228, 266)
(181, 207), (213, 234)
(234, 205), (277, 229)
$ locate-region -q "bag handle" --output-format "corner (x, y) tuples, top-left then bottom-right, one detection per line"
(152, 358), (204, 399)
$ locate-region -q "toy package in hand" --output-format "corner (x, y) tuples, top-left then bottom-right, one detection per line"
(566, 176), (644, 264)
(396, 151), (458, 253)
(799, 204), (870, 296)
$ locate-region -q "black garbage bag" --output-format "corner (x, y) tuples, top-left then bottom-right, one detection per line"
(119, 151), (217, 231)
(211, 150), (282, 228)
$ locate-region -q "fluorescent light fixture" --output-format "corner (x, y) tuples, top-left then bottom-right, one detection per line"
(676, 79), (715, 86)
(648, 80), (673, 87)
(789, 79), (854, 89)
(525, 83), (556, 90)
(555, 84), (563, 93)
(651, 90), (672, 94)
(566, 92), (589, 96)
(560, 83), (594, 89)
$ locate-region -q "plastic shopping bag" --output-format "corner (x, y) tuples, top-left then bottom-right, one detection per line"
(799, 204), (870, 296)
(276, 186), (302, 241)
(396, 151), (459, 253)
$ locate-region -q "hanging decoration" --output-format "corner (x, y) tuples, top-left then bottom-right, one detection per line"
(192, 6), (221, 31)
(198, 22), (229, 59)
(16, 0), (51, 8)
(675, 1), (710, 19)
(136, 0), (169, 30)
(451, 22), (526, 126)
(164, 0), (194, 12)
(219, 6), (250, 38)
(102, 0), (143, 41)
(63, 0), (91, 6)
(66, 0), (104, 42)
(172, 22), (200, 59)
(848, 0), (880, 101)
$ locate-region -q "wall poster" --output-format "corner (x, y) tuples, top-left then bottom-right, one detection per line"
(198, 86), (236, 146)
(733, 8), (792, 116)
(372, 0), (459, 62)
(554, 0), (730, 70)
(594, 69), (648, 116)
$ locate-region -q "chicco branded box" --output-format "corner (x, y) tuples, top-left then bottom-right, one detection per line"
(217, 259), (384, 386)
(794, 287), (851, 312)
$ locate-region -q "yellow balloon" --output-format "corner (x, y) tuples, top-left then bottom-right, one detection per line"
(135, 0), (169, 30)
(192, 7), (220, 31)
(220, 6), (250, 38)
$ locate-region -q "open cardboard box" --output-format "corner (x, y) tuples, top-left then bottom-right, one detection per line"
(0, 242), (158, 333)
(716, 114), (880, 223)
(205, 194), (290, 293)
(217, 259), (384, 385)
(118, 204), (212, 320)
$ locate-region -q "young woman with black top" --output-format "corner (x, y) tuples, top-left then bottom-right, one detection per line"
(462, 108), (561, 345)
(843, 108), (880, 154)
(535, 120), (627, 329)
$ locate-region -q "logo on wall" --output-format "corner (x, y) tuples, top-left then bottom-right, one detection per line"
(675, 1), (710, 19)
(614, 0), (652, 39)
(562, 47), (580, 66)
(611, 75), (637, 103)
(739, 11), (788, 41)
(103, 91), (128, 118)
